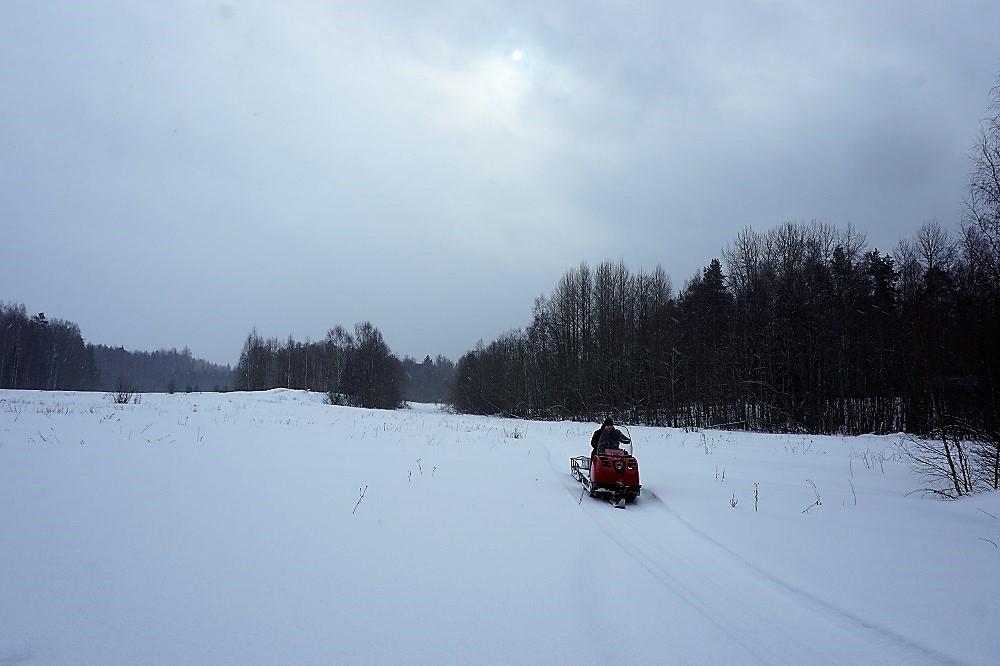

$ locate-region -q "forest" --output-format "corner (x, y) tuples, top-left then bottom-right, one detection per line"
(0, 303), (233, 393)
(451, 221), (992, 436)
(0, 306), (94, 391)
(0, 305), (453, 406)
(231, 323), (454, 409)
(89, 344), (234, 394)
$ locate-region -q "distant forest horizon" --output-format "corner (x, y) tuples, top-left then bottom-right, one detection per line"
(4, 203), (998, 500)
(2, 202), (997, 436)
(0, 302), (455, 404)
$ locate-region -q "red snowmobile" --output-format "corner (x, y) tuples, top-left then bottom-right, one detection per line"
(570, 433), (641, 508)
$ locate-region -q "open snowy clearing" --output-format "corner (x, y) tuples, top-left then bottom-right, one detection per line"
(1, 389), (997, 664)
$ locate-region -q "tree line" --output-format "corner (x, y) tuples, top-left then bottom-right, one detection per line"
(233, 322), (455, 409)
(0, 302), (235, 393)
(0, 301), (454, 404)
(451, 222), (996, 475)
(0, 302), (233, 392)
(89, 344), (234, 393)
(0, 304), (95, 390)
(402, 355), (457, 404)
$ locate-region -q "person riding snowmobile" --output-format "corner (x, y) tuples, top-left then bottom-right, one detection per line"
(592, 418), (630, 453)
(590, 418), (610, 450)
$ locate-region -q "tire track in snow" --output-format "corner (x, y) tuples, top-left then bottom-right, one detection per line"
(547, 446), (802, 664)
(545, 445), (963, 666)
(653, 497), (966, 666)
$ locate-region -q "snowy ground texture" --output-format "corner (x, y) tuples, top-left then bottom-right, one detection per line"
(1, 389), (998, 665)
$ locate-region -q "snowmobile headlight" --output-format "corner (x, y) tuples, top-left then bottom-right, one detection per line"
(613, 460), (625, 473)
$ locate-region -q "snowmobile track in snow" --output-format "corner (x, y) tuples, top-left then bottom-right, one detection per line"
(546, 445), (963, 665)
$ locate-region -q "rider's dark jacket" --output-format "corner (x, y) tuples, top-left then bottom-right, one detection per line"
(595, 426), (630, 453)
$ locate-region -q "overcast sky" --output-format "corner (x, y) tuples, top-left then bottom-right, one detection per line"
(3, 1), (999, 366)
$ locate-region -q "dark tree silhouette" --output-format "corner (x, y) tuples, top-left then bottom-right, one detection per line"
(233, 321), (408, 410)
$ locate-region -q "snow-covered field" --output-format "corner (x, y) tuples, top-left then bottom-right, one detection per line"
(1, 389), (997, 665)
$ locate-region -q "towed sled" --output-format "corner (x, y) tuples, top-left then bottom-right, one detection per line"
(570, 438), (641, 509)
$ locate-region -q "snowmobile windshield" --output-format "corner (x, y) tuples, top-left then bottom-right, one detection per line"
(619, 425), (633, 456)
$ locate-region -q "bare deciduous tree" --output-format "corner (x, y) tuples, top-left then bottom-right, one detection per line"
(965, 76), (1000, 277)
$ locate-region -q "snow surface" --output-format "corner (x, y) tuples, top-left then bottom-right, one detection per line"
(1, 389), (998, 665)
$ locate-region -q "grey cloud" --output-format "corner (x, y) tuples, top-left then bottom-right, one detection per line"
(1, 0), (998, 364)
